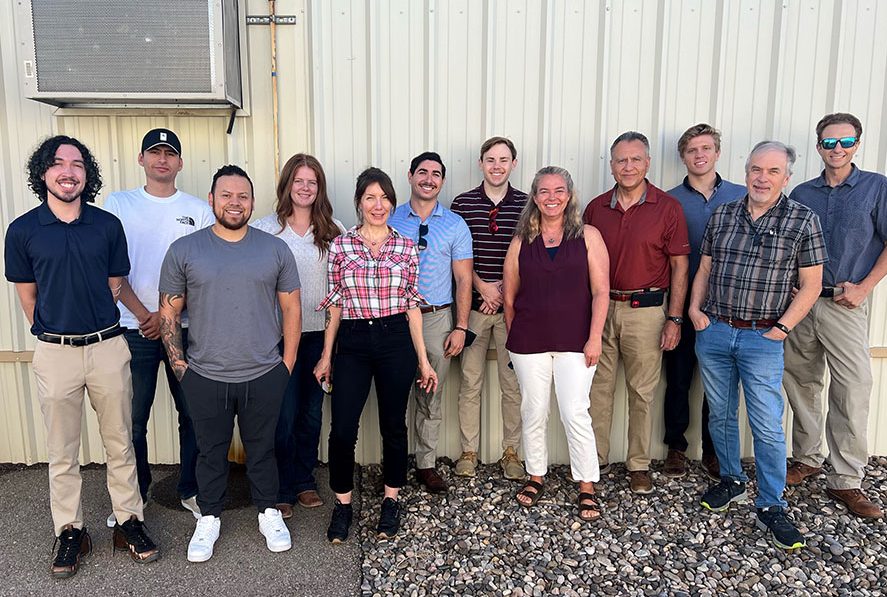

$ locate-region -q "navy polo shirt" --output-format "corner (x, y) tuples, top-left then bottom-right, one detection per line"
(4, 201), (130, 335)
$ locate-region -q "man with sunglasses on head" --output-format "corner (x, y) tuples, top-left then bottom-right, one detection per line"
(389, 152), (473, 494)
(782, 113), (887, 519)
(450, 137), (528, 480)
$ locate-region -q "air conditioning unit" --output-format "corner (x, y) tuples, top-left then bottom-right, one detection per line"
(17, 0), (243, 108)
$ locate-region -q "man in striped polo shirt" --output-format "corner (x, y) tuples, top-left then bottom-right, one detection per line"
(451, 137), (528, 480)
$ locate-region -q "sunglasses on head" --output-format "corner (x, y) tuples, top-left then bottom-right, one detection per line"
(418, 223), (429, 251)
(488, 207), (500, 234)
(818, 136), (858, 150)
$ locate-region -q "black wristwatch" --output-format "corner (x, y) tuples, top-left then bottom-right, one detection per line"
(667, 316), (684, 325)
(773, 322), (791, 335)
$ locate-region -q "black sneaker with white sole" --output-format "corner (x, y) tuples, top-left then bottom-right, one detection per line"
(327, 500), (353, 544)
(756, 507), (806, 550)
(700, 479), (747, 512)
(376, 497), (401, 540)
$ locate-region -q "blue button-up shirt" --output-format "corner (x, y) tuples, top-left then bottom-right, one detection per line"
(388, 200), (473, 306)
(790, 165), (887, 286)
(668, 174), (746, 278)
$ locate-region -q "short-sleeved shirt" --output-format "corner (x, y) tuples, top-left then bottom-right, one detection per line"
(318, 227), (423, 319)
(582, 182), (690, 290)
(789, 165), (887, 286)
(701, 194), (828, 321)
(159, 226), (300, 383)
(451, 183), (527, 311)
(5, 201), (130, 335)
(667, 174), (746, 279)
(388, 201), (473, 306)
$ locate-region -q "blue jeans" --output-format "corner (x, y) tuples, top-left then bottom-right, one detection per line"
(126, 329), (198, 500)
(694, 317), (787, 509)
(275, 331), (326, 503)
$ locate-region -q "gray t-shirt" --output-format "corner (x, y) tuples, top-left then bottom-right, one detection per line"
(159, 226), (301, 382)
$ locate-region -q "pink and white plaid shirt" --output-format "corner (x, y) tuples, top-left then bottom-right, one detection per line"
(317, 227), (424, 319)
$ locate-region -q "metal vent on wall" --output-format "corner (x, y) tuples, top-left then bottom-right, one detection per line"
(19, 0), (242, 107)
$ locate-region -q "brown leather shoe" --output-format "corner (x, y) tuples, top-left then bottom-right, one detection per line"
(826, 487), (884, 519)
(416, 467), (448, 493)
(663, 449), (688, 478)
(297, 490), (324, 509)
(701, 453), (720, 481)
(785, 461), (822, 486)
(276, 502), (294, 519)
(629, 470), (653, 494)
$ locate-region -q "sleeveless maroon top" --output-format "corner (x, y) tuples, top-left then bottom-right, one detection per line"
(506, 235), (592, 354)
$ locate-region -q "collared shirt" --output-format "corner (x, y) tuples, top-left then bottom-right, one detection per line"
(450, 183), (527, 311)
(583, 181), (690, 290)
(4, 201), (130, 335)
(667, 174), (746, 279)
(388, 201), (473, 306)
(789, 165), (887, 286)
(317, 227), (424, 319)
(701, 195), (828, 320)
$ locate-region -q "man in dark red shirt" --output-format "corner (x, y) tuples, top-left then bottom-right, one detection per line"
(583, 131), (690, 495)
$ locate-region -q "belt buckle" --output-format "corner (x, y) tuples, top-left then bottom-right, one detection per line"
(726, 317), (734, 328)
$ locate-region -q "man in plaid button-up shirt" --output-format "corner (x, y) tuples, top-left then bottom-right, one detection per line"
(688, 141), (826, 552)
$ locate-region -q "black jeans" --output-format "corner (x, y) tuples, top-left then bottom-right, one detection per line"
(180, 362), (291, 517)
(328, 313), (417, 494)
(663, 316), (714, 455)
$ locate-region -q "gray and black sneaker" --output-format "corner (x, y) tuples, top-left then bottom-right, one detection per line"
(756, 507), (806, 551)
(327, 500), (353, 544)
(700, 479), (747, 512)
(51, 526), (92, 579)
(376, 497), (401, 540)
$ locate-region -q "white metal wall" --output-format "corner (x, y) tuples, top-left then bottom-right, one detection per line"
(2, 0), (886, 466)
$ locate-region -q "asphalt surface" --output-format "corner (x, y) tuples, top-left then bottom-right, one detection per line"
(0, 464), (362, 596)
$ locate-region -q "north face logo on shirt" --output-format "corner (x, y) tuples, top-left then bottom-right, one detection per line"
(176, 216), (196, 226)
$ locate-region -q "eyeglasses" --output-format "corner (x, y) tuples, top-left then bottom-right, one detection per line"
(418, 223), (429, 251)
(488, 207), (500, 234)
(818, 137), (858, 150)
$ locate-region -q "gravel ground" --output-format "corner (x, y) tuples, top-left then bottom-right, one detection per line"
(356, 457), (887, 597)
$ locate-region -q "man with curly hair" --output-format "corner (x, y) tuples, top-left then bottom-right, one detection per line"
(4, 135), (160, 578)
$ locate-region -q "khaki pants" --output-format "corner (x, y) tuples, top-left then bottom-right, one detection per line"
(783, 297), (873, 489)
(589, 300), (665, 471)
(457, 310), (522, 453)
(412, 309), (452, 469)
(32, 335), (143, 535)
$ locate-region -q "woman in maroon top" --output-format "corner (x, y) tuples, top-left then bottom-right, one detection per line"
(503, 166), (610, 521)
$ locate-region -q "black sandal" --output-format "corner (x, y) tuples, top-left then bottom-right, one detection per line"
(516, 479), (545, 508)
(577, 491), (601, 521)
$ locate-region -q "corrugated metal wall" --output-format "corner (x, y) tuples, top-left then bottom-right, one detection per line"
(2, 0), (886, 466)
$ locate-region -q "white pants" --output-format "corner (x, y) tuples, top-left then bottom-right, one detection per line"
(509, 351), (599, 482)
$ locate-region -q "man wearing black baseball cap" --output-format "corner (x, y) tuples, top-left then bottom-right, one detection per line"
(104, 127), (214, 526)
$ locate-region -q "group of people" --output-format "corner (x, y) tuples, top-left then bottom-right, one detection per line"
(4, 111), (885, 578)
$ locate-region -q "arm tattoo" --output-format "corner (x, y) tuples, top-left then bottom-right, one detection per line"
(159, 292), (187, 380)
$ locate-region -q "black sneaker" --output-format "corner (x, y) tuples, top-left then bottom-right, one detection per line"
(756, 507), (806, 550)
(113, 517), (160, 563)
(376, 497), (401, 540)
(327, 500), (353, 544)
(51, 526), (92, 579)
(700, 479), (747, 512)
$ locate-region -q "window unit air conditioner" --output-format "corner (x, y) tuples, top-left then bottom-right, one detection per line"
(17, 0), (243, 108)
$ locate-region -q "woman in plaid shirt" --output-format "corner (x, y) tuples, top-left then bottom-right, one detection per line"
(315, 167), (437, 544)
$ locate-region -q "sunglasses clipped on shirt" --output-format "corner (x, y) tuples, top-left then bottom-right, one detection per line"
(418, 223), (429, 251)
(818, 136), (858, 150)
(488, 207), (500, 234)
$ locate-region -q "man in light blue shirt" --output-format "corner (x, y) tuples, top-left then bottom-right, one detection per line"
(388, 151), (473, 493)
(663, 124), (746, 480)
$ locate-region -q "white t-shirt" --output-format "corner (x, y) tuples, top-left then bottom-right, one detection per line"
(103, 187), (215, 330)
(251, 214), (345, 333)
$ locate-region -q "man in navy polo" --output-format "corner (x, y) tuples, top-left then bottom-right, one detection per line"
(4, 135), (159, 578)
(662, 124), (746, 479)
(388, 151), (473, 493)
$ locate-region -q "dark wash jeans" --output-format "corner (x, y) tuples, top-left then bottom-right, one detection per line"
(275, 331), (325, 503)
(180, 362), (291, 517)
(663, 317), (715, 456)
(126, 329), (198, 500)
(328, 313), (417, 494)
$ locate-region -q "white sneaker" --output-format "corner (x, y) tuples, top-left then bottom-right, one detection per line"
(258, 508), (292, 553)
(106, 513), (117, 528)
(181, 495), (202, 520)
(187, 515), (221, 563)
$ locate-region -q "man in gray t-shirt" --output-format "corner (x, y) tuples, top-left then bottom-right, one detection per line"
(159, 165), (301, 563)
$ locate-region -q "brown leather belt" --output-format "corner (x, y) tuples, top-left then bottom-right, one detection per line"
(716, 316), (778, 329)
(420, 303), (451, 314)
